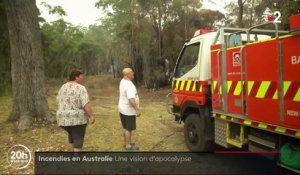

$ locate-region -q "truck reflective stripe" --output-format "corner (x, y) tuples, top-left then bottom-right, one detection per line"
(234, 81), (242, 95)
(221, 115), (226, 119)
(213, 113), (300, 138)
(192, 81), (196, 91)
(256, 81), (271, 98)
(227, 81), (232, 93)
(174, 80), (211, 92)
(185, 80), (192, 91)
(213, 112), (300, 138)
(228, 81), (237, 94)
(258, 123), (267, 129)
(244, 120), (251, 125)
(293, 88), (300, 101)
(225, 81), (290, 99)
(247, 81), (254, 95)
(213, 81), (217, 92)
(175, 80), (180, 90)
(275, 127), (286, 133)
(284, 81), (291, 96)
(211, 49), (220, 52)
(180, 80), (185, 90)
(272, 90), (278, 99)
(264, 81), (277, 98)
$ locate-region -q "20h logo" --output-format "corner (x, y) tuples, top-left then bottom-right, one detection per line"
(7, 144), (31, 169)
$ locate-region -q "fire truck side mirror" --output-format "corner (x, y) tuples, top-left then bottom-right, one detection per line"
(165, 59), (173, 81)
(168, 72), (174, 82)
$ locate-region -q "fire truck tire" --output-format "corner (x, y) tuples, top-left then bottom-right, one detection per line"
(184, 113), (212, 152)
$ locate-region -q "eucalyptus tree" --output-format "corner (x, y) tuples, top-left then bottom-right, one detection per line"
(85, 25), (113, 75)
(41, 19), (85, 78)
(95, 0), (225, 88)
(96, 0), (142, 83)
(4, 0), (52, 129)
(0, 0), (10, 95)
(40, 2), (104, 77)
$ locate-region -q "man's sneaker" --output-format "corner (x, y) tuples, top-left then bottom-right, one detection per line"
(125, 144), (139, 151)
(123, 143), (135, 148)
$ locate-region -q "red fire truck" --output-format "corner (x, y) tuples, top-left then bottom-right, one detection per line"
(167, 13), (300, 172)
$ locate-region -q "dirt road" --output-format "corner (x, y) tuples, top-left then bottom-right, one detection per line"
(0, 75), (189, 174)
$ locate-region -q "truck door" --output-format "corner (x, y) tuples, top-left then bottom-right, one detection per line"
(172, 42), (201, 108)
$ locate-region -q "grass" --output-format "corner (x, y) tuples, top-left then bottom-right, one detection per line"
(0, 75), (187, 174)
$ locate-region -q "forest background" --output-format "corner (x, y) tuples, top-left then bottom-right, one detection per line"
(0, 0), (299, 128)
(1, 0), (299, 95)
(0, 1), (299, 173)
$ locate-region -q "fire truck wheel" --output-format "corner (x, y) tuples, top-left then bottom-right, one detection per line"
(184, 113), (211, 152)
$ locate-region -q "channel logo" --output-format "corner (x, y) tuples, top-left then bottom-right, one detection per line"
(7, 144), (31, 169)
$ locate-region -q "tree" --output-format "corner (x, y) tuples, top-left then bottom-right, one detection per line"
(225, 0), (253, 27)
(95, 0), (226, 88)
(237, 0), (246, 27)
(96, 0), (142, 81)
(41, 19), (86, 78)
(4, 0), (53, 130)
(0, 0), (10, 96)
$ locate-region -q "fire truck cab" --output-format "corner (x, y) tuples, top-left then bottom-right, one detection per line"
(168, 14), (300, 172)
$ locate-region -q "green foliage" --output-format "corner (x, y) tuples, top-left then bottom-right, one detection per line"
(6, 0), (298, 91)
(0, 0), (220, 96)
(40, 1), (66, 17)
(12, 0), (300, 90)
(39, 2), (99, 78)
(94, 0), (225, 88)
(41, 20), (83, 77)
(40, 2), (110, 78)
(1, 0), (226, 90)
(41, 20), (109, 77)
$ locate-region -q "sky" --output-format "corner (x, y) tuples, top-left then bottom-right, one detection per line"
(36, 0), (103, 27)
(36, 0), (231, 27)
(202, 0), (230, 14)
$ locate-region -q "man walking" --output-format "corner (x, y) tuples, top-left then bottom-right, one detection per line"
(118, 68), (140, 151)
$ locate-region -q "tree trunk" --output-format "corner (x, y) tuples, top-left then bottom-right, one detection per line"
(184, 0), (189, 39)
(158, 1), (162, 60)
(237, 0), (244, 28)
(249, 0), (255, 27)
(130, 0), (138, 84)
(4, 0), (53, 130)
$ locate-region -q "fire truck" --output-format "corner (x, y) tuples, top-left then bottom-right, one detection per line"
(167, 13), (300, 172)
